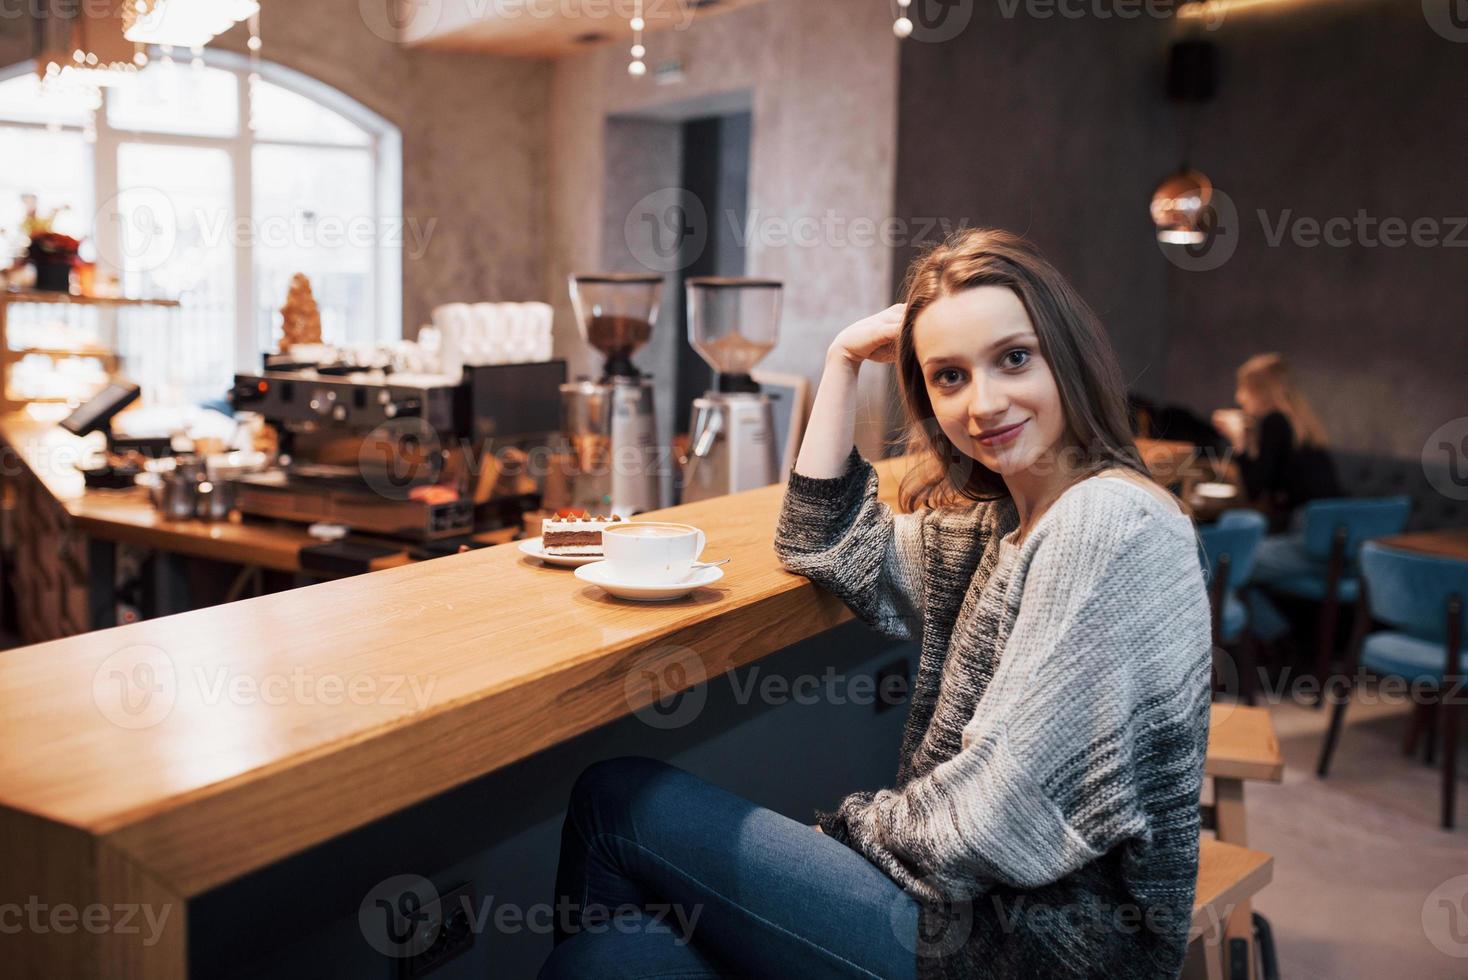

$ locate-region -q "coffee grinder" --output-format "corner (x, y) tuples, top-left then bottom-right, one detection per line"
(562, 273), (663, 515)
(680, 277), (782, 503)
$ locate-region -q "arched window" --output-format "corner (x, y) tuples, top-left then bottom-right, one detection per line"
(0, 52), (402, 406)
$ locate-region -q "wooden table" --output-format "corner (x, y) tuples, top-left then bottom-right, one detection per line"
(1377, 527), (1468, 561)
(1204, 704), (1284, 980)
(1187, 838), (1275, 980)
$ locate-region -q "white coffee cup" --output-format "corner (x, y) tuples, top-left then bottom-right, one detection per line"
(602, 522), (706, 584)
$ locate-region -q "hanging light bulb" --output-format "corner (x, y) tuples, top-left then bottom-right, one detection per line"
(1150, 168), (1215, 244)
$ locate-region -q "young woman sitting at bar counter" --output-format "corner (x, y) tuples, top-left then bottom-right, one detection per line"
(540, 230), (1213, 979)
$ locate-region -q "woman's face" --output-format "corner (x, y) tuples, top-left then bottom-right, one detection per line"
(1235, 381), (1265, 416)
(912, 285), (1069, 478)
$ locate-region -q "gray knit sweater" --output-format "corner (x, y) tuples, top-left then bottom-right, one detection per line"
(774, 447), (1212, 979)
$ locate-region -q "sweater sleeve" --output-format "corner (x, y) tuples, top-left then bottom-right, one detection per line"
(773, 445), (928, 643)
(818, 500), (1210, 902)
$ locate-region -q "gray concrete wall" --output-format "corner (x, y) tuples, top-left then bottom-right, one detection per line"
(890, 3), (1176, 403)
(893, 0), (1464, 461)
(1159, 0), (1468, 459)
(547, 0), (903, 458)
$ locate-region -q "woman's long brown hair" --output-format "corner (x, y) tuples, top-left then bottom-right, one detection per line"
(894, 228), (1154, 512)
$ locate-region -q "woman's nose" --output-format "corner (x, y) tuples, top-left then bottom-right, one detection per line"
(967, 379), (1009, 422)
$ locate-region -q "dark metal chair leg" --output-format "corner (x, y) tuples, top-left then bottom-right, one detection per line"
(1425, 704), (1439, 766)
(1318, 587), (1371, 779)
(1238, 631), (1260, 706)
(1442, 595), (1462, 831)
(1317, 680), (1352, 777)
(1312, 526), (1349, 708)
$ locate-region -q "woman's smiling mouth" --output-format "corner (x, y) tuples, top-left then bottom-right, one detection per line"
(974, 419), (1028, 447)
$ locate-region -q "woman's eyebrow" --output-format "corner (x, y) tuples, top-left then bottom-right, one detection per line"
(985, 330), (1037, 352)
(921, 331), (1036, 368)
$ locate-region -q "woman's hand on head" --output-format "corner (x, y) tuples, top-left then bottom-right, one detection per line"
(830, 303), (905, 367)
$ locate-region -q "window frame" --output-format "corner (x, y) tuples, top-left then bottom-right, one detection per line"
(0, 51), (403, 378)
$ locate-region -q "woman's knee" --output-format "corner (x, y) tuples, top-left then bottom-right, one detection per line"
(568, 756), (679, 830)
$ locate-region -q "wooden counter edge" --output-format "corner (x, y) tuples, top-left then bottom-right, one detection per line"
(91, 577), (854, 898)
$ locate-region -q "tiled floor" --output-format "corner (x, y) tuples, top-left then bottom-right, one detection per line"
(1235, 686), (1468, 979)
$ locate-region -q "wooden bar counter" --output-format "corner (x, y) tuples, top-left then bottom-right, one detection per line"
(0, 451), (915, 976)
(0, 438), (1216, 977)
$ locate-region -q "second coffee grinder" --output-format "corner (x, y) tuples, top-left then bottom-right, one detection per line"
(680, 277), (782, 503)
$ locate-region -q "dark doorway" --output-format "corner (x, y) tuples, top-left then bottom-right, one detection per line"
(673, 111), (752, 432)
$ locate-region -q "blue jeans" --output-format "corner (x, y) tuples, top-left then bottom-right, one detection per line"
(539, 757), (919, 979)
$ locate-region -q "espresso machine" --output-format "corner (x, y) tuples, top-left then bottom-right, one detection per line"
(560, 274), (663, 515)
(228, 359), (566, 540)
(680, 277), (782, 503)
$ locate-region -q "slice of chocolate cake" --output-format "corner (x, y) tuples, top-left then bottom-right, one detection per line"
(541, 513), (624, 556)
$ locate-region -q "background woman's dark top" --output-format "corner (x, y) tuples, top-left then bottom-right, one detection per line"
(1238, 411), (1341, 529)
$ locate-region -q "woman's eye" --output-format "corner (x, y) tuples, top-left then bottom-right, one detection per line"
(1001, 348), (1032, 370)
(932, 368), (964, 388)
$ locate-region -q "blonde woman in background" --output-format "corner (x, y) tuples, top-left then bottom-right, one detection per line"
(1212, 352), (1341, 533)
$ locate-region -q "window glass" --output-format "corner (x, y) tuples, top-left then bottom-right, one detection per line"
(0, 73), (95, 126)
(107, 62), (238, 137)
(251, 79), (370, 146)
(117, 142), (235, 405)
(253, 144), (377, 352)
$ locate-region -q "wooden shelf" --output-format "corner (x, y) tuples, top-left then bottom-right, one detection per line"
(5, 346), (117, 360)
(0, 289), (180, 308)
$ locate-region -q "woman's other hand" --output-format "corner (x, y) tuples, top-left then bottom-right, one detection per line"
(1211, 408), (1247, 453)
(830, 303), (905, 367)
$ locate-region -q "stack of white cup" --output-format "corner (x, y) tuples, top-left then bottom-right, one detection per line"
(431, 302), (555, 380)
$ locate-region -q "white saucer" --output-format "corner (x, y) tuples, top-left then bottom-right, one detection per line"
(574, 561), (724, 601)
(517, 537), (602, 568)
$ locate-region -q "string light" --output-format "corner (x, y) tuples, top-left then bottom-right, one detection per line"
(893, 0), (913, 38)
(247, 8), (262, 131)
(628, 0), (646, 77)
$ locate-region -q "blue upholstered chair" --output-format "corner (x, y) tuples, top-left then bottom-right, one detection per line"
(1251, 496), (1411, 702)
(1198, 510), (1268, 703)
(1316, 542), (1467, 829)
